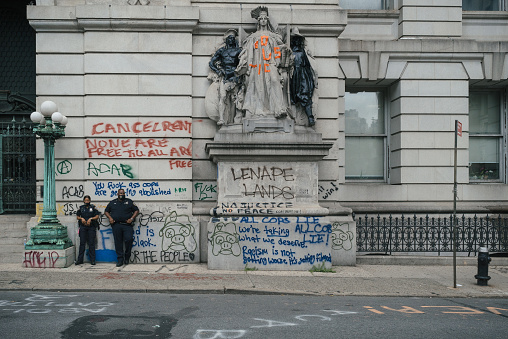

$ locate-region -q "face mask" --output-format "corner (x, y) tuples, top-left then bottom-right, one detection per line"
(118, 195), (125, 200)
(84, 202), (90, 206)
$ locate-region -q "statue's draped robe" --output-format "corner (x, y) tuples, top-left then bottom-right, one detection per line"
(290, 46), (315, 108)
(236, 30), (287, 118)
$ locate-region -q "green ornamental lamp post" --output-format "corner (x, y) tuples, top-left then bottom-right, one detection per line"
(25, 101), (72, 250)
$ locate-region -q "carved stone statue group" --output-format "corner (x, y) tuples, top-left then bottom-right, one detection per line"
(205, 6), (318, 128)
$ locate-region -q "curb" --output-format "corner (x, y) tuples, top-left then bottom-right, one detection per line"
(357, 255), (508, 266)
(1, 287), (506, 298)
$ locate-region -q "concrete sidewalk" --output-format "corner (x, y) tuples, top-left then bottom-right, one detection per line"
(1, 257), (507, 298)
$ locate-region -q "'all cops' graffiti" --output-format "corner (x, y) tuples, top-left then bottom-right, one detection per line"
(208, 216), (333, 271)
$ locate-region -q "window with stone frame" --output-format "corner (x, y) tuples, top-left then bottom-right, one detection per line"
(463, 0), (506, 11)
(345, 91), (387, 181)
(468, 91), (505, 182)
(340, 0), (391, 10)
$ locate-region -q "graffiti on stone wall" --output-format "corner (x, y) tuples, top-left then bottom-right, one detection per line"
(209, 216), (332, 268)
(89, 119), (191, 136)
(53, 180), (191, 201)
(85, 139), (191, 158)
(330, 222), (354, 251)
(219, 201), (299, 215)
(23, 251), (60, 268)
(318, 181), (339, 200)
(159, 211), (197, 253)
(193, 182), (217, 201)
(91, 181), (174, 198)
(87, 162), (135, 178)
(231, 165), (296, 200)
(56, 160), (72, 175)
(210, 222), (241, 256)
(94, 207), (199, 264)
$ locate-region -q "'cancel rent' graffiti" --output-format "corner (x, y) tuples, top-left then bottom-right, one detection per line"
(90, 120), (191, 136)
(209, 216), (332, 268)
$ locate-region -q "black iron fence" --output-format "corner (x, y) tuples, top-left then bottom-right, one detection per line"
(0, 118), (36, 213)
(355, 214), (508, 255)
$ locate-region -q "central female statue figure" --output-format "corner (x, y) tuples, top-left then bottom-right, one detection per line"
(235, 6), (289, 119)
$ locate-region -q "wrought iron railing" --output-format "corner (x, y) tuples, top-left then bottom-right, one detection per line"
(0, 118), (36, 213)
(355, 214), (508, 255)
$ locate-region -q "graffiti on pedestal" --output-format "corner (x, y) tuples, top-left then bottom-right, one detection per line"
(159, 211), (197, 253)
(209, 216), (332, 268)
(210, 222), (241, 256)
(93, 209), (199, 264)
(330, 222), (354, 251)
(23, 250), (60, 268)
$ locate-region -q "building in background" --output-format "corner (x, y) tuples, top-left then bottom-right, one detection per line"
(1, 0), (507, 263)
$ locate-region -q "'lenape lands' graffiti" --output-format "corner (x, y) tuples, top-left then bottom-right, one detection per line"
(159, 211), (197, 253)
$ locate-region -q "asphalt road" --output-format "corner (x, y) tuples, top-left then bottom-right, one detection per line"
(0, 291), (507, 339)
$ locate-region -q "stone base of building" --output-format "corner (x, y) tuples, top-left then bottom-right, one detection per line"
(207, 216), (332, 271)
(329, 215), (356, 266)
(22, 246), (75, 268)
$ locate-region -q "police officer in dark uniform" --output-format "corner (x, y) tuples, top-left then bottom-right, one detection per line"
(104, 189), (139, 267)
(76, 195), (101, 265)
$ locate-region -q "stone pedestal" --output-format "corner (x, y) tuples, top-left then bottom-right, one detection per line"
(22, 246), (75, 268)
(206, 123), (338, 270)
(24, 217), (75, 268)
(329, 215), (356, 266)
(209, 216), (333, 270)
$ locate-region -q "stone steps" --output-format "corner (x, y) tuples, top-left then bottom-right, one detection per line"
(0, 235), (26, 245)
(0, 215), (31, 263)
(0, 244), (25, 263)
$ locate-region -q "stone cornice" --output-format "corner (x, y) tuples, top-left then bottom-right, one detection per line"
(28, 5), (346, 36)
(206, 142), (333, 163)
(28, 5), (199, 32)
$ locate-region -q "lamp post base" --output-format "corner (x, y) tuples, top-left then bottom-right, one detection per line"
(25, 221), (73, 250)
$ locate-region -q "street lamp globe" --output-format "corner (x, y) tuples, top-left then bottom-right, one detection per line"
(30, 111), (43, 123)
(60, 116), (68, 126)
(52, 112), (64, 123)
(40, 101), (58, 117)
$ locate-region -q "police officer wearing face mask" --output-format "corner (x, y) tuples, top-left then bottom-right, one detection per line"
(76, 195), (101, 265)
(104, 189), (139, 267)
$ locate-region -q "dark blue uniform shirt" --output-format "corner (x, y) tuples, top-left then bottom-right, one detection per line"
(105, 198), (139, 224)
(76, 204), (101, 227)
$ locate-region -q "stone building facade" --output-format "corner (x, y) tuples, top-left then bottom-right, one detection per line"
(8, 0), (508, 264)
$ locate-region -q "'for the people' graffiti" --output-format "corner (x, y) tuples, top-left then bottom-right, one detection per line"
(95, 209), (200, 264)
